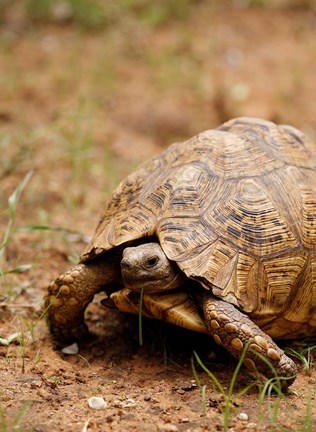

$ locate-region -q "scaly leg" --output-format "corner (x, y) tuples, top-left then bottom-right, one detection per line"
(202, 292), (297, 387)
(46, 259), (119, 342)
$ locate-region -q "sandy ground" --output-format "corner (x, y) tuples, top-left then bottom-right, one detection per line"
(1, 3), (316, 431)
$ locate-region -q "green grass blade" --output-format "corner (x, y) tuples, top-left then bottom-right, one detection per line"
(191, 354), (207, 416)
(3, 265), (32, 275)
(13, 400), (32, 430)
(228, 343), (249, 396)
(138, 285), (145, 346)
(16, 225), (74, 232)
(0, 171), (33, 258)
(193, 350), (225, 395)
(7, 171), (33, 218)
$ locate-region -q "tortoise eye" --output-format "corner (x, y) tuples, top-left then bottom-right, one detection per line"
(147, 256), (159, 267)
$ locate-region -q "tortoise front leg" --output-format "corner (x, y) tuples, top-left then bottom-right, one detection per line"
(202, 292), (297, 387)
(46, 260), (119, 342)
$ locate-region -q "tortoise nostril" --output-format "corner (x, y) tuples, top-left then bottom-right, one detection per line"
(121, 258), (132, 270)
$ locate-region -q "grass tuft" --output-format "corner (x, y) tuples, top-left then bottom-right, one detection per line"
(192, 348), (254, 431)
(0, 172), (33, 262)
(286, 344), (316, 376)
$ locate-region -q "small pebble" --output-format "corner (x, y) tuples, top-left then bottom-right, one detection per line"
(30, 380), (42, 388)
(238, 412), (249, 421)
(157, 424), (179, 432)
(88, 396), (107, 410)
(113, 398), (136, 408)
(144, 394), (151, 401)
(121, 398), (136, 408)
(61, 343), (79, 355)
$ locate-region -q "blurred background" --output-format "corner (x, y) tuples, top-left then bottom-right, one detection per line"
(0, 4), (316, 429)
(1, 0), (316, 277)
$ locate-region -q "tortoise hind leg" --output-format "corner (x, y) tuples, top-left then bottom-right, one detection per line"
(202, 292), (297, 387)
(46, 260), (119, 342)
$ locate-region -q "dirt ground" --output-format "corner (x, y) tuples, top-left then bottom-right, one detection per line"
(1, 2), (316, 431)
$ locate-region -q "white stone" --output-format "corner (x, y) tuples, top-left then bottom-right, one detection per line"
(88, 396), (107, 410)
(238, 412), (249, 421)
(61, 343), (79, 355)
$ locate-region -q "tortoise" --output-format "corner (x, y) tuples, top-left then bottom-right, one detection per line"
(46, 117), (316, 387)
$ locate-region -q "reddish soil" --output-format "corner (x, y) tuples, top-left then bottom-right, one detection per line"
(1, 3), (316, 431)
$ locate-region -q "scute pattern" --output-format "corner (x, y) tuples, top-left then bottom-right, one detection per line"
(163, 165), (214, 218)
(212, 251), (258, 312)
(82, 117), (316, 335)
(300, 182), (316, 250)
(283, 254), (316, 325)
(218, 118), (316, 169)
(258, 251), (308, 315)
(177, 129), (284, 179)
(81, 157), (162, 258)
(159, 217), (217, 259)
(204, 177), (299, 257)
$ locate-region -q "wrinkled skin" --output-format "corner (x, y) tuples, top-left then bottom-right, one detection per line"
(121, 243), (186, 292)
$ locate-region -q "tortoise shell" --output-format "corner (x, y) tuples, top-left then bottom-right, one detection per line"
(82, 117), (316, 339)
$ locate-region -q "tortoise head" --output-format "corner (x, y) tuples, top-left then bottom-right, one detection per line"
(121, 242), (186, 293)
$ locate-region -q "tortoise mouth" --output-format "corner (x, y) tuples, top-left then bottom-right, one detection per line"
(123, 272), (186, 293)
(103, 281), (184, 297)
